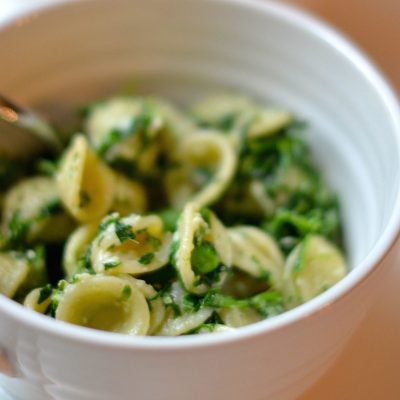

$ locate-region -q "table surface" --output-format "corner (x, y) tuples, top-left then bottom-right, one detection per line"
(1, 1), (400, 399)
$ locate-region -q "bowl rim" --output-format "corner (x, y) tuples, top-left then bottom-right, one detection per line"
(0, 0), (400, 351)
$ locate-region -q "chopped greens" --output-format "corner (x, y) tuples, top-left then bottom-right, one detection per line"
(96, 112), (154, 157)
(120, 285), (132, 301)
(158, 208), (181, 232)
(3, 210), (30, 248)
(138, 252), (155, 265)
(115, 220), (136, 243)
(202, 289), (284, 317)
(37, 284), (53, 304)
(1, 198), (64, 250)
(0, 93), (346, 337)
(38, 198), (63, 219)
(103, 260), (121, 270)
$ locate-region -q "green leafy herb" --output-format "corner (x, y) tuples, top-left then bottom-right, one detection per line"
(36, 159), (58, 176)
(191, 242), (220, 275)
(250, 255), (271, 283)
(37, 284), (53, 304)
(247, 291), (284, 317)
(115, 220), (136, 242)
(138, 252), (155, 265)
(38, 198), (63, 219)
(96, 113), (153, 157)
(4, 210), (30, 248)
(99, 213), (119, 232)
(120, 285), (132, 301)
(199, 207), (212, 224)
(182, 292), (202, 313)
(159, 288), (181, 318)
(201, 289), (284, 318)
(76, 244), (94, 274)
(103, 260), (121, 270)
(158, 208), (181, 232)
(147, 235), (161, 250)
(45, 288), (63, 318)
(169, 240), (179, 266)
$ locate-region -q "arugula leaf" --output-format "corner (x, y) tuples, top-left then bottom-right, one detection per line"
(247, 291), (284, 317)
(37, 284), (53, 304)
(37, 198), (63, 219)
(115, 220), (136, 243)
(98, 213), (119, 233)
(159, 287), (181, 318)
(103, 260), (121, 270)
(138, 252), (155, 265)
(46, 289), (63, 317)
(4, 210), (30, 248)
(76, 244), (94, 274)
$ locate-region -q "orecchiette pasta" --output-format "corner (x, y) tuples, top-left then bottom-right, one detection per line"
(85, 97), (145, 146)
(165, 130), (237, 208)
(218, 307), (263, 328)
(229, 226), (284, 289)
(63, 223), (99, 278)
(156, 282), (213, 336)
(111, 174), (146, 216)
(91, 213), (172, 275)
(172, 203), (231, 294)
(1, 92), (346, 336)
(190, 93), (254, 126)
(158, 307), (213, 336)
(1, 176), (74, 243)
(85, 97), (164, 174)
(0, 248), (46, 298)
(56, 135), (146, 224)
(0, 252), (29, 297)
(191, 92), (292, 138)
(24, 287), (52, 314)
(56, 135), (115, 222)
(282, 235), (347, 307)
(55, 274), (150, 335)
(121, 275), (166, 335)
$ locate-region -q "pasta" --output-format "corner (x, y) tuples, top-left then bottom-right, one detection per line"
(282, 235), (347, 307)
(63, 223), (99, 279)
(2, 176), (74, 243)
(165, 130), (237, 208)
(0, 92), (347, 336)
(56, 135), (116, 222)
(90, 213), (172, 275)
(0, 252), (30, 298)
(228, 226), (284, 289)
(55, 274), (150, 335)
(171, 202), (231, 295)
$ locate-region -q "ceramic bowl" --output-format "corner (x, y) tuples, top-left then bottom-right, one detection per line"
(0, 1), (400, 399)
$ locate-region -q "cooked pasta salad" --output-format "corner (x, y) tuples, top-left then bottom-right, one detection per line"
(0, 93), (347, 336)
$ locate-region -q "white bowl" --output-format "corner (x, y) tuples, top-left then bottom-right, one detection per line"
(0, 1), (400, 399)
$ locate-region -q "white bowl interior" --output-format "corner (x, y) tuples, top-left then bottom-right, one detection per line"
(0, 0), (399, 275)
